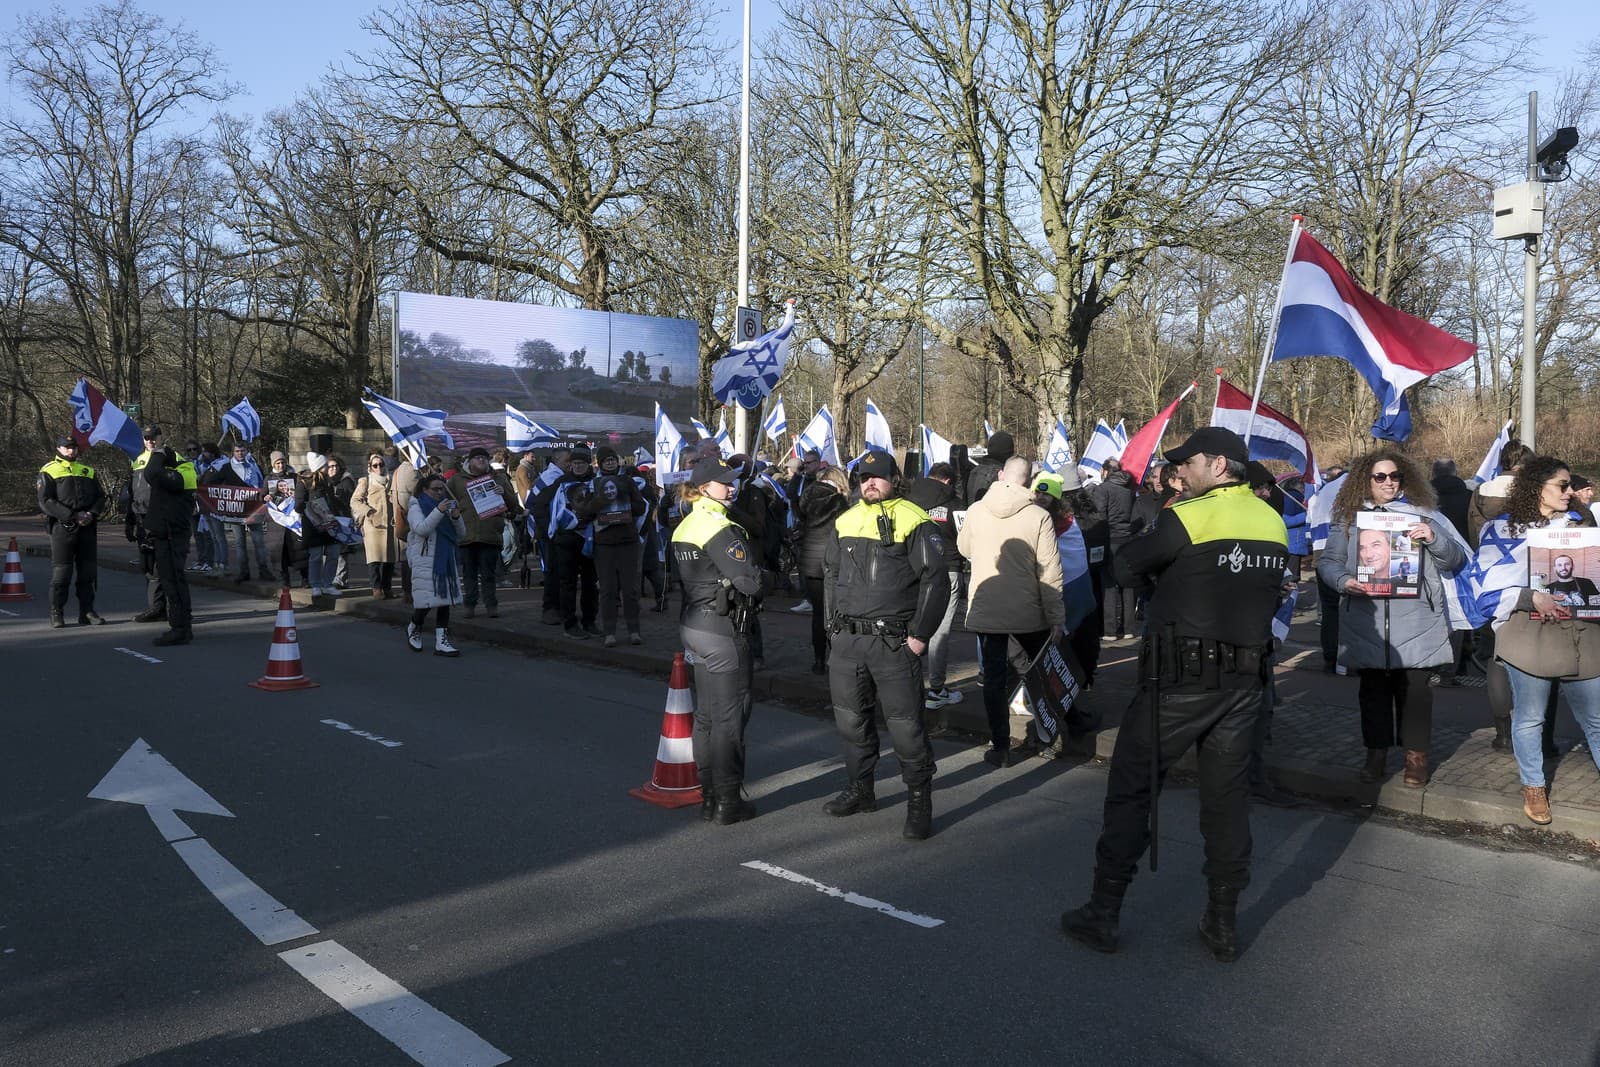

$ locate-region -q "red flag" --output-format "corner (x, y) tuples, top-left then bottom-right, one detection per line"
(1120, 382), (1197, 484)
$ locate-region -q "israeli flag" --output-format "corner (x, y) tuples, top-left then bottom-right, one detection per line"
(265, 495), (302, 537)
(1041, 419), (1074, 474)
(712, 302), (796, 408)
(1080, 419), (1122, 474)
(863, 398), (894, 454)
(1271, 587), (1298, 644)
(690, 417), (713, 439)
(984, 419), (995, 440)
(363, 388), (453, 466)
(761, 397), (788, 443)
(654, 403), (687, 481)
(1307, 471), (1346, 551)
(1113, 420), (1129, 450)
(1471, 419), (1514, 486)
(921, 424), (953, 475)
(713, 411), (732, 457)
(548, 482), (582, 537)
(796, 405), (841, 466)
(506, 404), (559, 451)
(633, 446), (652, 466)
(222, 397), (262, 441)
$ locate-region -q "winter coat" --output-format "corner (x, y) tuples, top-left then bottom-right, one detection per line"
(351, 474), (396, 564)
(957, 480), (1065, 632)
(406, 496), (466, 609)
(392, 462), (420, 543)
(1431, 474), (1472, 541)
(1092, 471), (1138, 545)
(448, 466), (522, 546)
(966, 460), (1005, 505)
(296, 477), (342, 549)
(578, 470), (647, 546)
(1316, 500), (1464, 671)
(903, 475), (963, 571)
(797, 481), (848, 579)
(1130, 488), (1177, 538)
(1468, 473), (1514, 544)
(1479, 516), (1600, 680)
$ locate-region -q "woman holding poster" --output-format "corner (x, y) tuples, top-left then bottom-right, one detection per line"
(1475, 458), (1600, 826)
(1318, 450), (1464, 788)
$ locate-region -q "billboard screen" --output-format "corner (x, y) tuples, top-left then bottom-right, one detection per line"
(394, 291), (700, 454)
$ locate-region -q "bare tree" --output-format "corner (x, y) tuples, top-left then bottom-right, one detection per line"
(0, 0), (231, 407)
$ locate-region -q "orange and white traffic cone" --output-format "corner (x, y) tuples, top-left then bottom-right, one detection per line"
(628, 652), (702, 809)
(0, 537), (31, 601)
(248, 587), (319, 692)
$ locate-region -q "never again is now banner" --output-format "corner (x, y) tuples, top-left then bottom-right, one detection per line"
(196, 484), (268, 522)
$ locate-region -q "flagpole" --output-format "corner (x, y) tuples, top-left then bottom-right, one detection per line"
(733, 0), (753, 457)
(1245, 215), (1303, 445)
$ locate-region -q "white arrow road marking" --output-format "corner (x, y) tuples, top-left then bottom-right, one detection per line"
(741, 861), (945, 928)
(320, 718), (404, 748)
(113, 647), (163, 664)
(0, 607), (18, 617)
(88, 740), (509, 1066)
(280, 942), (510, 1067)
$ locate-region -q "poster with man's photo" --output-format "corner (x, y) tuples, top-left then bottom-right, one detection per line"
(1354, 511), (1421, 598)
(1527, 527), (1600, 621)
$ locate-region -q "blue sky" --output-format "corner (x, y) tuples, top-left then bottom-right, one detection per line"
(20, 1), (1594, 120)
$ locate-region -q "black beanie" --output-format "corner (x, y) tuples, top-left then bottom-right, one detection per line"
(987, 431), (1015, 461)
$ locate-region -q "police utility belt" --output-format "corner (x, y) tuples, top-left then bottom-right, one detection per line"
(832, 614), (909, 638)
(1141, 628), (1268, 688)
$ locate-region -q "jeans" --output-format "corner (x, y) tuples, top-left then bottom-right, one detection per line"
(805, 575), (828, 663)
(925, 571), (966, 690)
(1503, 664), (1600, 787)
(192, 517), (214, 566)
(307, 544), (338, 590)
(209, 520), (229, 569)
(234, 522), (270, 579)
(977, 630), (1050, 750)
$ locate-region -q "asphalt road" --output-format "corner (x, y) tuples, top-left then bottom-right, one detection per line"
(3, 556), (1599, 1066)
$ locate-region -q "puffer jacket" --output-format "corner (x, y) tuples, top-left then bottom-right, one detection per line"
(1317, 500), (1464, 670)
(957, 480), (1065, 632)
(797, 481), (848, 579)
(406, 496), (467, 609)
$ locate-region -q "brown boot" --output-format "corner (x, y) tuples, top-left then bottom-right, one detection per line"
(1360, 748), (1387, 783)
(1402, 750), (1429, 788)
(1522, 785), (1552, 825)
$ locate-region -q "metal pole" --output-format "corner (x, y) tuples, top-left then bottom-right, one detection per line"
(734, 0), (753, 456)
(1521, 91), (1539, 449)
(918, 324), (926, 429)
(1245, 215), (1303, 444)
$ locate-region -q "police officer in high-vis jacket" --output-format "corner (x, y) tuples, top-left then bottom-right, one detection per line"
(671, 458), (766, 825)
(1062, 428), (1288, 963)
(37, 435), (106, 627)
(822, 450), (950, 840)
(142, 441), (199, 646)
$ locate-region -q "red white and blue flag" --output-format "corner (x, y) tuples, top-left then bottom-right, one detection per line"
(68, 378), (144, 457)
(1269, 226), (1473, 441)
(1211, 377), (1315, 482)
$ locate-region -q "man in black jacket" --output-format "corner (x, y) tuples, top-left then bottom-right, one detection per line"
(905, 462), (966, 711)
(965, 431), (1013, 504)
(143, 445), (198, 646)
(1430, 459), (1472, 541)
(1093, 459), (1139, 639)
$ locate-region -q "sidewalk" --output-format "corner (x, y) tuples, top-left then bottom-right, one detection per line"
(8, 514), (1599, 842)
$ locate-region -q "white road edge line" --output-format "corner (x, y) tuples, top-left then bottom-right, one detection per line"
(113, 647), (163, 664)
(279, 940), (511, 1067)
(320, 718), (404, 748)
(168, 838), (319, 946)
(0, 607), (18, 617)
(741, 860), (945, 929)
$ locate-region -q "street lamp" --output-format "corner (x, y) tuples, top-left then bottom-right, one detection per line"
(1493, 91), (1579, 450)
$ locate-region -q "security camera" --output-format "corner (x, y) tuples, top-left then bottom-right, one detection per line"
(1537, 126), (1580, 181)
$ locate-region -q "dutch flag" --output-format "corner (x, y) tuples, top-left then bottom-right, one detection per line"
(1211, 377), (1315, 482)
(67, 378), (144, 458)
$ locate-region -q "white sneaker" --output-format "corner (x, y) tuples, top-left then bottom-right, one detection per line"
(434, 628), (460, 657)
(789, 601), (813, 614)
(406, 623), (422, 652)
(324, 586), (341, 598)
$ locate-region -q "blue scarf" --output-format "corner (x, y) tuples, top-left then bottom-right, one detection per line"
(418, 492), (460, 601)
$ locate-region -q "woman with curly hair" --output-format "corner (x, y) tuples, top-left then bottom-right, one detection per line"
(1317, 449), (1465, 787)
(1475, 456), (1600, 825)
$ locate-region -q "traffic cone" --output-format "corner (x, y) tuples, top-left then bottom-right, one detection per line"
(248, 588), (319, 691)
(0, 537), (31, 601)
(628, 652), (703, 809)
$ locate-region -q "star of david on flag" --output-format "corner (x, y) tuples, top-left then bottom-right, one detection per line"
(1041, 419), (1074, 474)
(712, 301), (796, 409)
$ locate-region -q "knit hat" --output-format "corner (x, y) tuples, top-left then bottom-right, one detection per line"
(1032, 472), (1064, 500)
(986, 431), (1015, 461)
(269, 450), (287, 465)
(467, 446), (491, 461)
(304, 451), (327, 472)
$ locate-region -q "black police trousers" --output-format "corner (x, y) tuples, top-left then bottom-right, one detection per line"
(150, 534), (193, 631)
(1094, 675), (1260, 888)
(49, 523), (97, 613)
(139, 543), (167, 616)
(682, 617), (753, 796)
(828, 631), (935, 788)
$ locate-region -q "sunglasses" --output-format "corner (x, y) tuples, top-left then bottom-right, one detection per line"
(1370, 471), (1404, 484)
(1548, 480), (1571, 491)
(370, 463), (384, 469)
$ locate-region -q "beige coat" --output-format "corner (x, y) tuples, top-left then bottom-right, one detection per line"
(351, 474), (396, 563)
(957, 480), (1065, 633)
(393, 461), (420, 543)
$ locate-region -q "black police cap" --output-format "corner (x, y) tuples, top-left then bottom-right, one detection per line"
(1164, 426), (1249, 466)
(857, 451), (899, 480)
(691, 458), (740, 487)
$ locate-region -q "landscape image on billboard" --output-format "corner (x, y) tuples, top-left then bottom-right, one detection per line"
(395, 291), (700, 452)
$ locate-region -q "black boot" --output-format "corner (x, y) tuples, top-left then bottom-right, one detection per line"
(153, 627), (192, 647)
(1198, 883), (1241, 963)
(700, 782), (717, 822)
(713, 789), (756, 825)
(822, 782), (877, 816)
(50, 610), (65, 628)
(1491, 717), (1511, 751)
(132, 608), (166, 623)
(903, 784), (932, 840)
(79, 610), (105, 625)
(1061, 872), (1130, 953)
